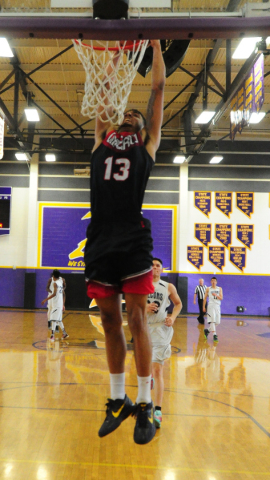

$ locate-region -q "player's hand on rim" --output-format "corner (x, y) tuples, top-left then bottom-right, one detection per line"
(149, 40), (161, 49)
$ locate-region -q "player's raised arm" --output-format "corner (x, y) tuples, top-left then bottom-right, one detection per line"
(94, 51), (121, 151)
(145, 40), (165, 160)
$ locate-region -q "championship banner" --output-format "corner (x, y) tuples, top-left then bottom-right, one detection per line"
(0, 117), (4, 160)
(237, 224), (254, 249)
(195, 223), (211, 247)
(215, 223), (232, 248)
(187, 246), (203, 270)
(236, 192), (254, 218)
(194, 191), (211, 217)
(208, 246), (225, 271)
(230, 54), (264, 140)
(229, 246), (246, 272)
(215, 192), (232, 218)
(39, 204), (175, 270)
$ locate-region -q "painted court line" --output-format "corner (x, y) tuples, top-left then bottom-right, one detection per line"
(0, 458), (269, 475)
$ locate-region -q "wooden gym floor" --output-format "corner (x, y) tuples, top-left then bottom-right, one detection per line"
(0, 308), (269, 480)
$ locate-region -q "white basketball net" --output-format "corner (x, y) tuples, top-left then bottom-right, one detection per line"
(72, 39), (149, 124)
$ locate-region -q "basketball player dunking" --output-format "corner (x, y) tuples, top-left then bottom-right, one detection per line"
(84, 40), (165, 444)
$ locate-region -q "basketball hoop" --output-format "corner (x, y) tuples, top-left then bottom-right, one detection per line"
(72, 39), (149, 124)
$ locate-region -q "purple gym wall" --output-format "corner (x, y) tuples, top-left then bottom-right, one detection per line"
(176, 273), (270, 317)
(0, 268), (269, 315)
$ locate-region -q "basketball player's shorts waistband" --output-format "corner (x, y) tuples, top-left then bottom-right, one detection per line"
(86, 269), (155, 299)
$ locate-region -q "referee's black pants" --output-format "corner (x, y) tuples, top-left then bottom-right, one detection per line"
(197, 299), (207, 324)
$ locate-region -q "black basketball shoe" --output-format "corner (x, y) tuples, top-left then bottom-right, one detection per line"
(204, 328), (210, 340)
(133, 402), (156, 445)
(98, 394), (134, 438)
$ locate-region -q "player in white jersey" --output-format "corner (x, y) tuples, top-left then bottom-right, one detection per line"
(203, 276), (223, 343)
(147, 258), (182, 428)
(46, 277), (53, 330)
(42, 270), (69, 342)
(46, 273), (66, 332)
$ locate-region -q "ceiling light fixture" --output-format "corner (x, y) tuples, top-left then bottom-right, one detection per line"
(173, 155), (186, 164)
(195, 111), (215, 124)
(15, 152), (29, 161)
(24, 108), (40, 122)
(249, 112), (266, 124)
(45, 154), (56, 162)
(209, 156), (223, 164)
(0, 38), (13, 57)
(232, 37), (261, 59)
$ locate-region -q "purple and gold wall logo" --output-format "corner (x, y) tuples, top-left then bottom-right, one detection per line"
(40, 206), (90, 268)
(39, 204), (174, 271)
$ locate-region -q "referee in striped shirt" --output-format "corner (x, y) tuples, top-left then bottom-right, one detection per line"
(194, 278), (207, 324)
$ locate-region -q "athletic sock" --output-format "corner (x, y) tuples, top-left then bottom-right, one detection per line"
(208, 322), (215, 333)
(155, 406), (162, 411)
(136, 375), (152, 404)
(109, 373), (125, 401)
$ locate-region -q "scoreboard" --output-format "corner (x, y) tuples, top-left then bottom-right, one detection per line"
(0, 187), (11, 235)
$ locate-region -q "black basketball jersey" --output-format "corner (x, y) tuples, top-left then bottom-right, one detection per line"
(90, 130), (154, 222)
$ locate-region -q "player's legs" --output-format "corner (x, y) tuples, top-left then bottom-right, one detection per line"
(213, 307), (220, 342)
(50, 308), (62, 341)
(215, 308), (221, 325)
(152, 362), (163, 428)
(122, 270), (154, 403)
(125, 292), (156, 445)
(50, 321), (56, 341)
(197, 298), (205, 324)
(59, 321), (69, 339)
(96, 294), (127, 375)
(125, 293), (152, 397)
(205, 305), (215, 339)
(205, 306), (219, 341)
(95, 293), (134, 438)
(47, 305), (52, 330)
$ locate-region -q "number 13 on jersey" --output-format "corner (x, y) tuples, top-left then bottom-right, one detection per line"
(104, 157), (131, 181)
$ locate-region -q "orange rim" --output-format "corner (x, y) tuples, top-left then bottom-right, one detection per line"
(73, 39), (145, 51)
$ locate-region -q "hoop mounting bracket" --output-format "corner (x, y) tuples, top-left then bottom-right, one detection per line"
(92, 0), (129, 20)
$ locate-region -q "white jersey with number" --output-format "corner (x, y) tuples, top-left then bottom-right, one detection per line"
(147, 279), (173, 364)
(208, 287), (221, 306)
(207, 286), (221, 325)
(51, 278), (63, 310)
(147, 280), (170, 325)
